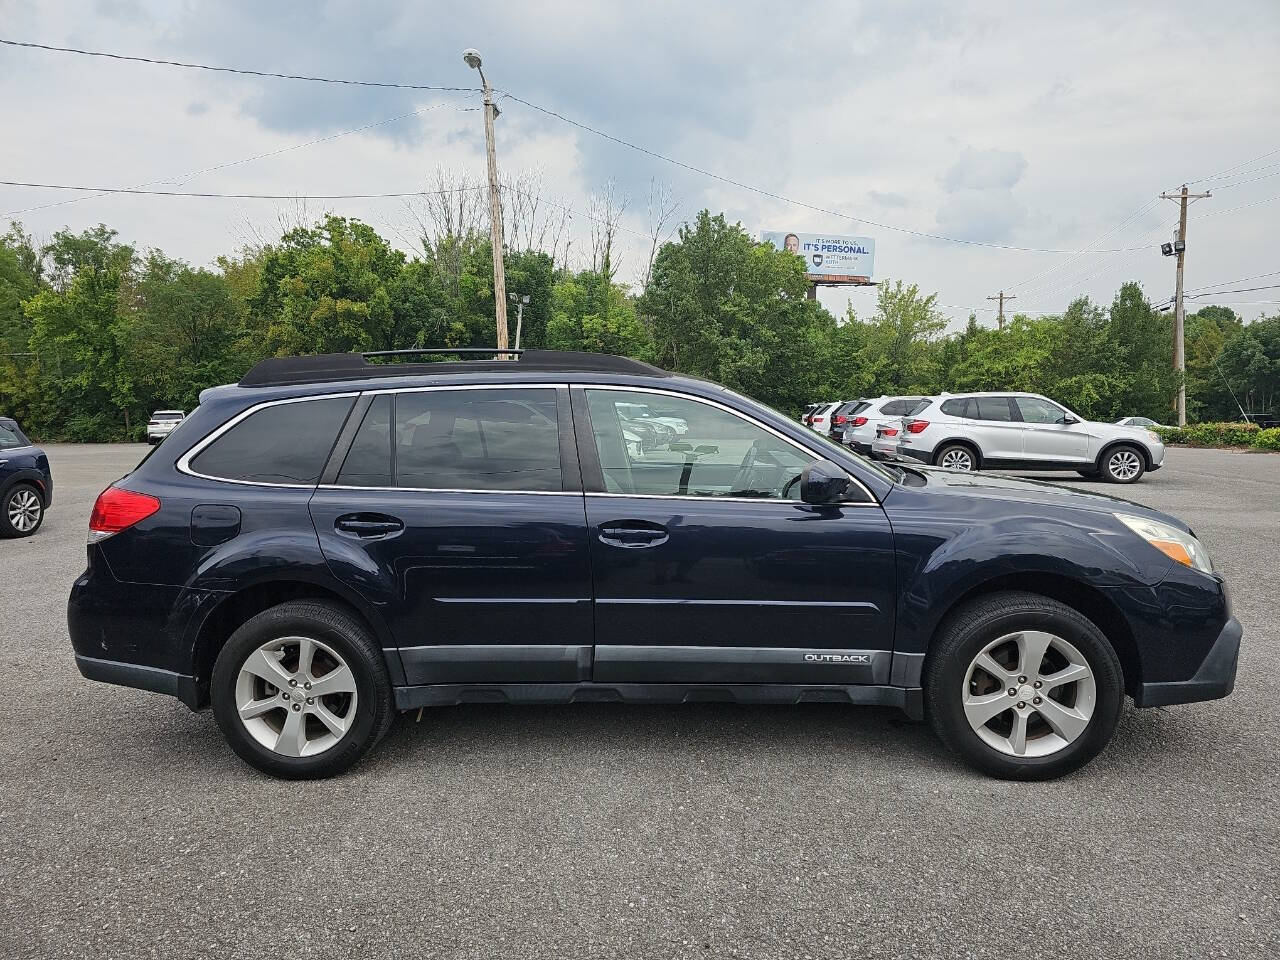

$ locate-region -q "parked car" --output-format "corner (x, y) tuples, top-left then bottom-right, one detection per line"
(800, 403), (823, 427)
(826, 399), (867, 440)
(871, 420), (903, 460)
(891, 392), (1166, 483)
(842, 396), (932, 454)
(69, 350), (1238, 781)
(146, 409), (186, 444)
(1115, 416), (1165, 429)
(806, 401), (841, 433)
(0, 417), (52, 538)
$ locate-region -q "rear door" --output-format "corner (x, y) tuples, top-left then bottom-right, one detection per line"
(1014, 396), (1090, 463)
(575, 386), (896, 687)
(968, 396), (1023, 461)
(309, 385), (594, 686)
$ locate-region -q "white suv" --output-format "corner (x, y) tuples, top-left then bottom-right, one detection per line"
(146, 410), (185, 444)
(841, 396), (931, 454)
(890, 392), (1166, 483)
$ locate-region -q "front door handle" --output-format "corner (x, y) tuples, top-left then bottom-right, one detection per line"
(335, 513), (404, 539)
(597, 520), (669, 549)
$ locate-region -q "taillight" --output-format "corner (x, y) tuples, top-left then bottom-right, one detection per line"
(882, 428), (899, 437)
(906, 420), (930, 434)
(833, 415), (847, 425)
(88, 486), (160, 542)
(851, 416), (868, 427)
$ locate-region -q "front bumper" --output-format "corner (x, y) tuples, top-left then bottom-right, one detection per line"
(1135, 616), (1240, 707)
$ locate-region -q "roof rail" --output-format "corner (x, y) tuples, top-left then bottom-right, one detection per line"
(238, 349), (669, 388)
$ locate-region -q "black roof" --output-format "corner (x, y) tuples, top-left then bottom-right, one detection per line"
(238, 349), (670, 388)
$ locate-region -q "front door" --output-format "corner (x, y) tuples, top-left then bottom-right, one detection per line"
(1014, 396), (1090, 463)
(574, 387), (896, 686)
(309, 385), (594, 686)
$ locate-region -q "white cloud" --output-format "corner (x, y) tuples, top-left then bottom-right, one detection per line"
(2, 0), (1279, 329)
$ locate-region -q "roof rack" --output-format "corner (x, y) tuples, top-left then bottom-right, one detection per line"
(238, 349), (669, 388)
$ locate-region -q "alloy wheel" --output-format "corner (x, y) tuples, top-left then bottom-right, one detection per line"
(234, 635), (359, 758)
(940, 448), (974, 471)
(961, 630), (1096, 758)
(7, 488), (41, 533)
(1108, 449), (1142, 481)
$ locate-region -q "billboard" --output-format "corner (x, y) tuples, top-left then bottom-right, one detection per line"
(761, 231), (875, 281)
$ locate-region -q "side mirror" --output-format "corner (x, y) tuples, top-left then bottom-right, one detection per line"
(1058, 415), (1080, 425)
(693, 444), (719, 455)
(800, 459), (852, 504)
(668, 441), (692, 453)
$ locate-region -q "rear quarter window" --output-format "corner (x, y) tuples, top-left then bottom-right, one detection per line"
(188, 396), (355, 484)
(940, 398), (970, 417)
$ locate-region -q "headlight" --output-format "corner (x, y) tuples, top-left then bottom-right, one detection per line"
(1145, 430), (1161, 444)
(1114, 513), (1213, 574)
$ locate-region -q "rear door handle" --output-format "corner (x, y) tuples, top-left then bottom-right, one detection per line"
(335, 513), (404, 539)
(597, 520), (669, 549)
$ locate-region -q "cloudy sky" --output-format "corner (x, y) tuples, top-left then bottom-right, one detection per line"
(2, 0), (1279, 329)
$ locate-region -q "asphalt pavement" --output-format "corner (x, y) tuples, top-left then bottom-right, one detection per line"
(1, 444), (1276, 959)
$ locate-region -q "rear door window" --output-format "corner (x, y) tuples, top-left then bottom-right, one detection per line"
(189, 396), (355, 484)
(975, 396), (1015, 421)
(393, 388), (562, 492)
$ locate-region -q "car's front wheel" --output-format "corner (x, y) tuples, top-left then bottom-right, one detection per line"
(1, 483), (44, 538)
(211, 600), (394, 779)
(1101, 445), (1145, 483)
(924, 591), (1124, 780)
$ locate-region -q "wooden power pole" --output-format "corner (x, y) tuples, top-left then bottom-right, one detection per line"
(464, 49), (509, 352)
(987, 290), (1016, 330)
(1160, 184), (1211, 426)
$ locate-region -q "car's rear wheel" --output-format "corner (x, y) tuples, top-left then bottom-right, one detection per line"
(1100, 445), (1145, 483)
(935, 443), (978, 472)
(924, 591), (1123, 780)
(211, 600), (393, 779)
(1, 483), (44, 538)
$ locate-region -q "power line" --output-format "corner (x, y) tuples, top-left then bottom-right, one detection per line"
(0, 180), (484, 200)
(500, 92), (1157, 256)
(1186, 144), (1280, 187)
(1185, 269), (1280, 294)
(2, 99), (466, 218)
(0, 38), (477, 92)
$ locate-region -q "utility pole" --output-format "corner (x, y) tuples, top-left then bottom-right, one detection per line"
(509, 293), (530, 350)
(986, 290), (1015, 330)
(1160, 184), (1211, 426)
(463, 48), (509, 352)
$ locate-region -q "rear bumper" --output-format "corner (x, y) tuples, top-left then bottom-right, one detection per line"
(75, 653), (201, 709)
(1135, 617), (1241, 707)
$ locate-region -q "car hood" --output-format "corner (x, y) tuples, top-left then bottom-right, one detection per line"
(903, 465), (1188, 531)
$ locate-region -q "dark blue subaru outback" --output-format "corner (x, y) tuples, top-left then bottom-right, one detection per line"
(68, 350), (1240, 780)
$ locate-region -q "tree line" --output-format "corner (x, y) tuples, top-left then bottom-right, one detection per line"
(1, 208), (1276, 441)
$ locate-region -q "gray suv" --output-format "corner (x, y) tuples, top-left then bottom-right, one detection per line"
(890, 392), (1166, 483)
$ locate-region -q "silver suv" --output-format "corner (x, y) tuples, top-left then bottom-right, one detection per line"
(841, 395), (931, 454)
(890, 392), (1165, 483)
(146, 410), (185, 444)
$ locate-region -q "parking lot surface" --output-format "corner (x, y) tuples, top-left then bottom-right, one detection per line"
(2, 444), (1277, 959)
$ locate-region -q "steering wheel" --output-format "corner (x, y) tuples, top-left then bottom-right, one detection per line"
(780, 472), (802, 499)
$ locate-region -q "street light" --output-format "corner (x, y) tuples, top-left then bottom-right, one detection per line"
(463, 47), (509, 353)
(508, 293), (531, 350)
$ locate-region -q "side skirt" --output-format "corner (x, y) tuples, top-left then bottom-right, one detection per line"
(393, 682), (924, 720)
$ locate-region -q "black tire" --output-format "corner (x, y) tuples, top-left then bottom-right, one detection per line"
(0, 483), (44, 538)
(211, 600), (394, 779)
(1099, 444), (1146, 483)
(924, 591), (1124, 780)
(934, 442), (979, 472)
